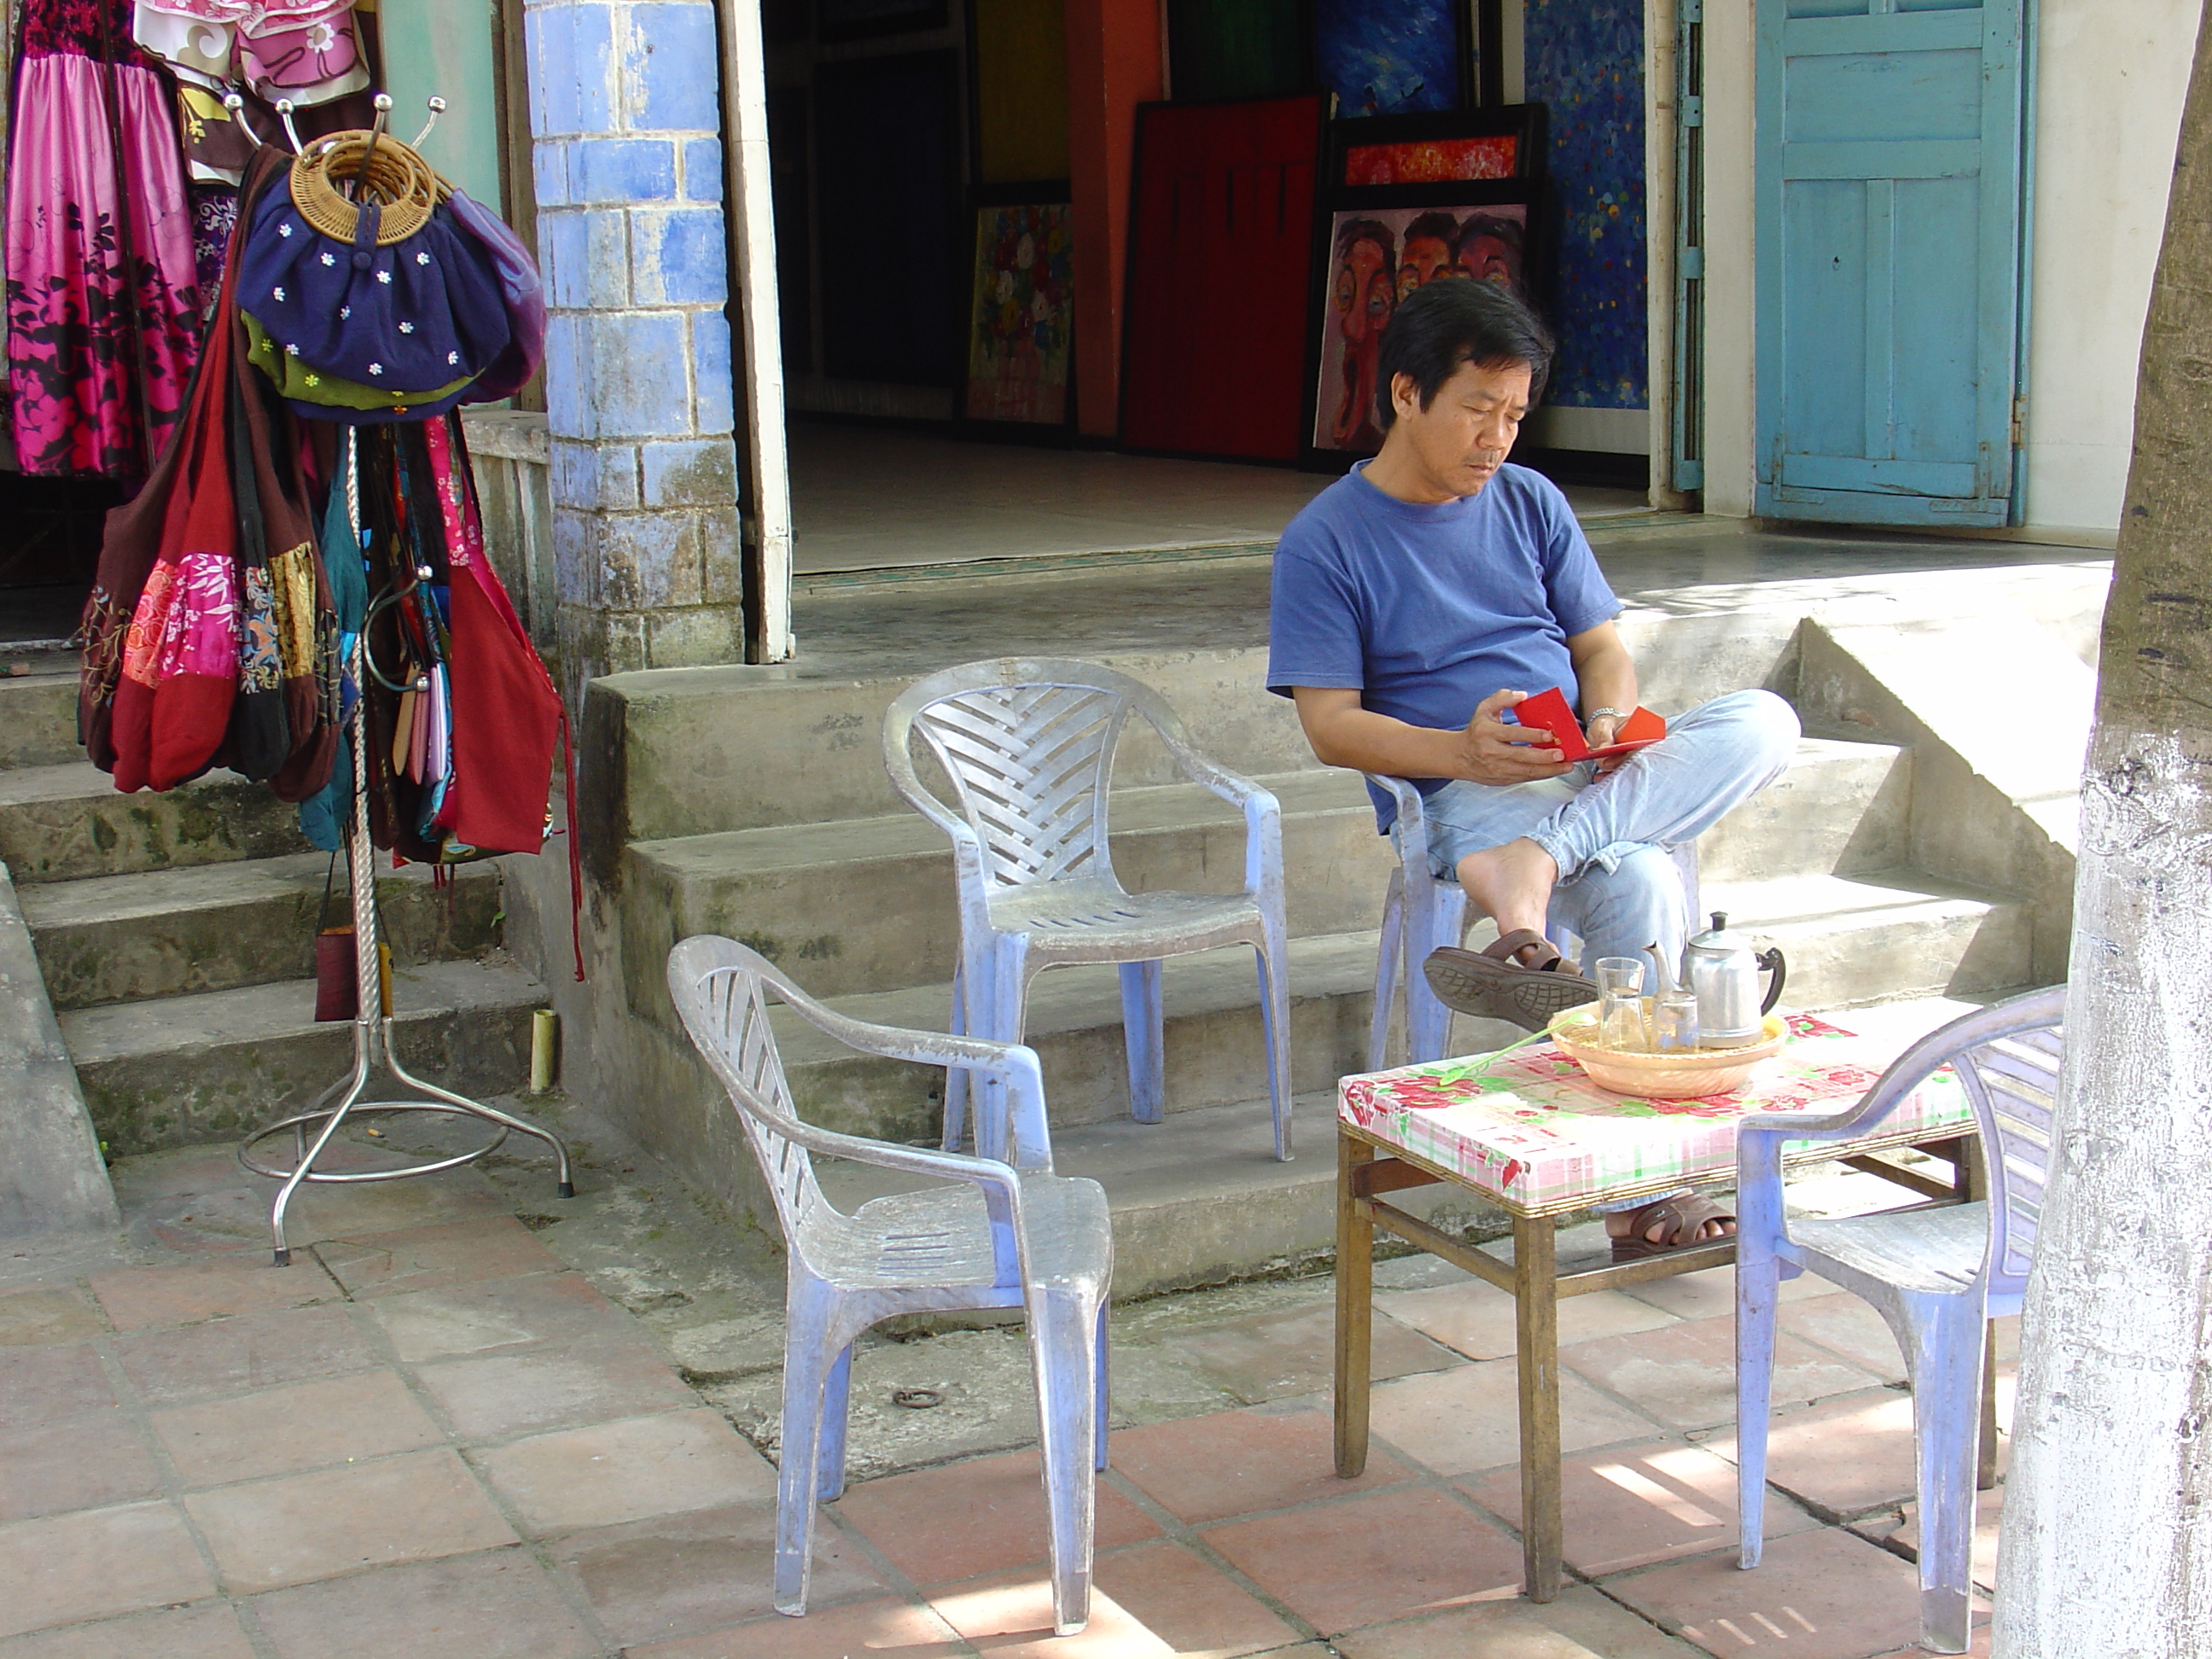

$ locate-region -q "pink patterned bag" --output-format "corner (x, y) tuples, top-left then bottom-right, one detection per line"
(239, 4), (369, 104)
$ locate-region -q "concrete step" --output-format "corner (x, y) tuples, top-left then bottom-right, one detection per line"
(1691, 735), (1909, 884)
(59, 953), (544, 1159)
(0, 761), (310, 884)
(0, 672), (83, 771)
(19, 853), (506, 1010)
(624, 735), (1906, 1010)
(1705, 870), (2034, 1010)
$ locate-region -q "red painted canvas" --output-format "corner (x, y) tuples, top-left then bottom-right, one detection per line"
(1343, 134), (1517, 186)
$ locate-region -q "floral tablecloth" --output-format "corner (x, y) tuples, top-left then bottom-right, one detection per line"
(1338, 1014), (1970, 1214)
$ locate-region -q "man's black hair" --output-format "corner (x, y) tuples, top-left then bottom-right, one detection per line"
(1373, 274), (1553, 430)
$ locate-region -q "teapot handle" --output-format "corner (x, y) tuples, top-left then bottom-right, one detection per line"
(1757, 947), (1788, 1014)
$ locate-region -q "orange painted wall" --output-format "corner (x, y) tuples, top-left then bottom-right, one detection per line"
(1064, 0), (1162, 437)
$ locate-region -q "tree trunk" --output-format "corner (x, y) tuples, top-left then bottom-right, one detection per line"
(1994, 7), (2212, 1655)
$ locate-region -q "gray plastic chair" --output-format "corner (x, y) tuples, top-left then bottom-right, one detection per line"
(1735, 983), (2065, 1655)
(885, 658), (1292, 1162)
(1364, 772), (1699, 1068)
(667, 934), (1113, 1636)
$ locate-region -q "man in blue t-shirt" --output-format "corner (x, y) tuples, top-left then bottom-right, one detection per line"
(1268, 278), (1798, 1255)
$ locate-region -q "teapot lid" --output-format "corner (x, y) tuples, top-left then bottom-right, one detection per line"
(1688, 911), (1752, 952)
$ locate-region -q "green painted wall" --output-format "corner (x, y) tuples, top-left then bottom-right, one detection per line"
(376, 0), (504, 209)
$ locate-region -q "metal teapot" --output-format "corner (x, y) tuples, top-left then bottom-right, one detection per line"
(1682, 911), (1786, 1047)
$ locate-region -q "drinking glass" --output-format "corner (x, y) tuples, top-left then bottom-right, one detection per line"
(1653, 991), (1700, 1053)
(1593, 958), (1648, 1052)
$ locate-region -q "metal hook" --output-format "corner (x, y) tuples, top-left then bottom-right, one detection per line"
(274, 97), (306, 156)
(221, 90), (276, 151)
(362, 91), (393, 185)
(410, 96), (447, 150)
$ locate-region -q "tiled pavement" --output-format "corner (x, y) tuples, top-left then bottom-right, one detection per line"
(0, 1147), (2005, 1658)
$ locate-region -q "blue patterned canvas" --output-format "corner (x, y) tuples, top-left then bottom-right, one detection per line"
(1316, 0), (1459, 119)
(1524, 0), (1646, 412)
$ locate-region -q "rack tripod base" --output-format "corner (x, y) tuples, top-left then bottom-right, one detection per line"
(239, 1014), (574, 1266)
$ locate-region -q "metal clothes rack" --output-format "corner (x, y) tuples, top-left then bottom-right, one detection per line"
(236, 199), (571, 1260)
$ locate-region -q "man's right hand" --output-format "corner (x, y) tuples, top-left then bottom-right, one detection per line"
(1458, 690), (1576, 784)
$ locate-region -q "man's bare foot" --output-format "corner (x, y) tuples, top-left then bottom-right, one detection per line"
(1456, 837), (1560, 963)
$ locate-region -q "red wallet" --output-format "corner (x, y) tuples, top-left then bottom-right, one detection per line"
(1510, 687), (1667, 761)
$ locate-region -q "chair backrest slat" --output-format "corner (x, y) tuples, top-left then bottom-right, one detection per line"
(1949, 999), (2065, 1293)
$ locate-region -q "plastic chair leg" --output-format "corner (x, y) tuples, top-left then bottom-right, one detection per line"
(942, 968), (971, 1153)
(1029, 1291), (1100, 1636)
(1405, 887), (1465, 1066)
(774, 1293), (840, 1615)
(1254, 926), (1293, 1161)
(1119, 960), (1165, 1126)
(1735, 1259), (1779, 1569)
(816, 1342), (853, 1502)
(1909, 1299), (1986, 1655)
(1368, 873), (1405, 1074)
(1093, 1298), (1111, 1471)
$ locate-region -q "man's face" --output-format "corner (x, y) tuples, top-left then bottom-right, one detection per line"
(1384, 357), (1532, 499)
(1398, 235), (1453, 300)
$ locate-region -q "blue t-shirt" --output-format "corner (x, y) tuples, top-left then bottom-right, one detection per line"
(1266, 461), (1621, 827)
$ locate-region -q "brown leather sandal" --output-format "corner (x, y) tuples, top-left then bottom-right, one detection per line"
(1608, 1194), (1738, 1261)
(1423, 929), (1600, 1033)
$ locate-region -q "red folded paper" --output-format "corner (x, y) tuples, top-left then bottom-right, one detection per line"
(1510, 687), (1667, 761)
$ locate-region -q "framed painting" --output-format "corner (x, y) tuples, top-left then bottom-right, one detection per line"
(1165, 0), (1309, 104)
(1301, 189), (1540, 466)
(962, 197), (1074, 434)
(1313, 0), (1465, 118)
(1323, 104), (1546, 188)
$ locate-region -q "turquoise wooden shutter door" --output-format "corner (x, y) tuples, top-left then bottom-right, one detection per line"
(1754, 0), (2025, 527)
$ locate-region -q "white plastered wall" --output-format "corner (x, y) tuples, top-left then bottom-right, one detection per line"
(1697, 0), (2195, 533)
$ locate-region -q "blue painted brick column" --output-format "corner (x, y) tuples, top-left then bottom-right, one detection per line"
(527, 0), (742, 679)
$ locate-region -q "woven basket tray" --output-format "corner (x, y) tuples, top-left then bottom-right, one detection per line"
(1545, 1008), (1789, 1098)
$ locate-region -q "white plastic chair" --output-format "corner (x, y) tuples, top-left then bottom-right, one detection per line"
(1735, 984), (2065, 1655)
(885, 658), (1292, 1162)
(1364, 772), (1699, 1069)
(667, 934), (1113, 1636)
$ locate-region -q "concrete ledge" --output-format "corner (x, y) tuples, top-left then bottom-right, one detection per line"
(0, 861), (120, 1237)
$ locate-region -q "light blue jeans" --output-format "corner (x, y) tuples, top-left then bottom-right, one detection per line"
(1426, 688), (1798, 1225)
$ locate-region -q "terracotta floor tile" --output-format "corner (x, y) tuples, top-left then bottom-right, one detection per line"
(1560, 1315), (1881, 1432)
(248, 1546), (598, 1659)
(151, 1368), (444, 1487)
(0, 1287), (105, 1349)
(1093, 1537), (1307, 1656)
(185, 1447), (517, 1593)
(0, 1345), (114, 1433)
(0, 1502), (215, 1640)
(1334, 1582), (1706, 1657)
(1855, 1485), (2005, 1594)
(0, 1602), (255, 1659)
(1379, 1278), (1680, 1362)
(624, 1597), (969, 1658)
(548, 1498), (883, 1644)
(111, 1303), (378, 1406)
(1778, 1295), (1907, 1384)
(413, 1331), (697, 1440)
(1706, 1391), (1919, 1518)
(1867, 1624), (1992, 1659)
(1202, 1485), (1523, 1635)
(1367, 1356), (1654, 1477)
(1462, 1440), (1822, 1577)
(1109, 1400), (1414, 1524)
(1602, 1524), (1922, 1659)
(1165, 1302), (1459, 1405)
(475, 1407), (777, 1535)
(926, 1568), (1179, 1657)
(836, 1444), (1158, 1586)
(370, 1270), (636, 1364)
(1619, 1264), (1844, 1322)
(311, 1214), (562, 1299)
(0, 1411), (163, 1523)
(86, 1257), (343, 1332)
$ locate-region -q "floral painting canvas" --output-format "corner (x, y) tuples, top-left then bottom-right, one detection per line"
(964, 204), (1072, 427)
(1315, 0), (1461, 119)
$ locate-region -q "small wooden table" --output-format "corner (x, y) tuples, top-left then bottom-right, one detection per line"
(1333, 1014), (1978, 1602)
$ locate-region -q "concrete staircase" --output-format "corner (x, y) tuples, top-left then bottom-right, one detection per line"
(584, 654), (2041, 1299)
(0, 659), (544, 1161)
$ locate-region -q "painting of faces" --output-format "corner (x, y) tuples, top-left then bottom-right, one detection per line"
(1312, 202), (1529, 453)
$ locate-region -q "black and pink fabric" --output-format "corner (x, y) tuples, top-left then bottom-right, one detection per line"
(4, 0), (203, 476)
